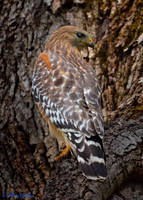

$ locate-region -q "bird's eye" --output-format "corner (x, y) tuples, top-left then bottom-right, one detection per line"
(76, 32), (85, 38)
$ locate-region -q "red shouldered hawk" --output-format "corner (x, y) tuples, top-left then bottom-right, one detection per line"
(32, 26), (107, 180)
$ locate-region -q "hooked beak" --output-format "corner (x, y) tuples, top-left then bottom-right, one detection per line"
(88, 37), (94, 48)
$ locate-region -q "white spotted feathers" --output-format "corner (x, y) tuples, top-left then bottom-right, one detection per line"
(32, 25), (107, 180)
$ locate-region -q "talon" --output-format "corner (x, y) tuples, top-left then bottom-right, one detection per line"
(55, 145), (71, 161)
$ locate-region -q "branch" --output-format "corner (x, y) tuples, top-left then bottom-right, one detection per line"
(43, 116), (143, 200)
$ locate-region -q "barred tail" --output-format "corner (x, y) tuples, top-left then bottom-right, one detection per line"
(68, 132), (107, 180)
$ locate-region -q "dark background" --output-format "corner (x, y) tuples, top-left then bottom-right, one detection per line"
(0, 0), (143, 199)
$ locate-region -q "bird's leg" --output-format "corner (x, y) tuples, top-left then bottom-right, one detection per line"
(55, 145), (71, 161)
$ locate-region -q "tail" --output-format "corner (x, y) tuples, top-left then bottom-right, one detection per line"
(68, 132), (107, 180)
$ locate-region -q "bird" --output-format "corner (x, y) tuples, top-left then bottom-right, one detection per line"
(32, 25), (107, 180)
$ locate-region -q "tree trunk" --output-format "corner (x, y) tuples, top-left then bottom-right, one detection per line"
(0, 0), (143, 199)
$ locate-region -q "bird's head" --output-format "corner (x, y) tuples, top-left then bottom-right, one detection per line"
(47, 26), (94, 50)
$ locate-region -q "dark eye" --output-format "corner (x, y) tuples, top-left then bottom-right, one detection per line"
(76, 32), (85, 38)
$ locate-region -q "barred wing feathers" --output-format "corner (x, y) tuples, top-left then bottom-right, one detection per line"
(32, 50), (107, 180)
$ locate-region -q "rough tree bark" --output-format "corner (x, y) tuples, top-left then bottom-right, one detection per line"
(0, 0), (143, 200)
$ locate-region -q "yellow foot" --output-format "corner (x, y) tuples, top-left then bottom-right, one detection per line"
(55, 145), (71, 161)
